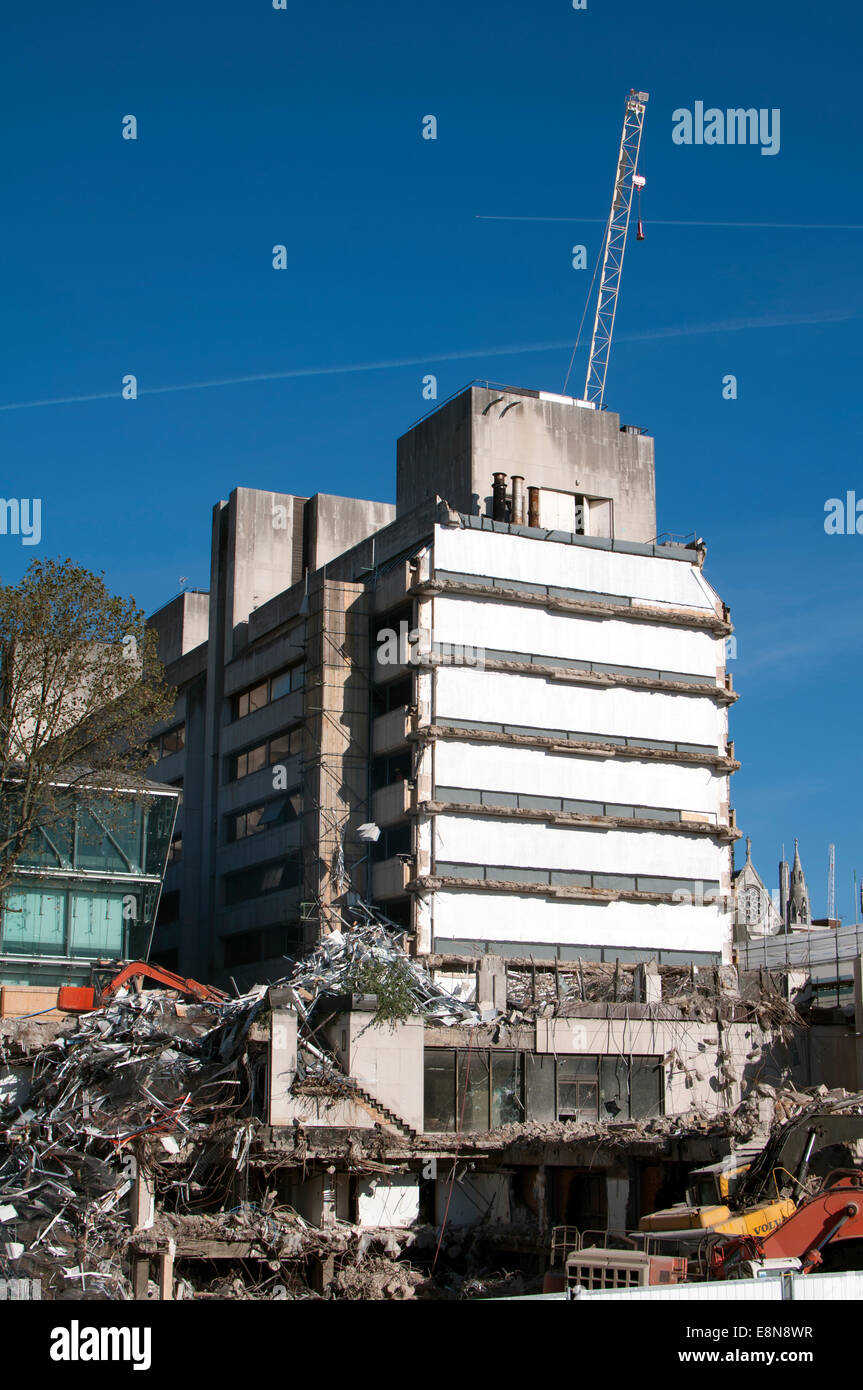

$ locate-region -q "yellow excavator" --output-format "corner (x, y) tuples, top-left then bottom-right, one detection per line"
(639, 1104), (863, 1239)
(639, 1153), (794, 1238)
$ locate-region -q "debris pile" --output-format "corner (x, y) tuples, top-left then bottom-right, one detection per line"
(0, 984), (267, 1297)
(0, 910), (481, 1298)
(288, 914), (482, 1034)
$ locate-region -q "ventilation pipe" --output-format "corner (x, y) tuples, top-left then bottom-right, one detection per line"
(510, 476), (525, 526)
(528, 487), (540, 528)
(492, 473), (508, 522)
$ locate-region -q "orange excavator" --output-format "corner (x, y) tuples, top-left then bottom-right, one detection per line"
(57, 961), (228, 1012)
(713, 1170), (863, 1279)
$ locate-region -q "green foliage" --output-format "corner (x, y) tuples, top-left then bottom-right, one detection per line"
(342, 955), (418, 1026)
(0, 557), (176, 897)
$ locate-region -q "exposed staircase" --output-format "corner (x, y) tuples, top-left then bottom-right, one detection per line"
(349, 1082), (420, 1140)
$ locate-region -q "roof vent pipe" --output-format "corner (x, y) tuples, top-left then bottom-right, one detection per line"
(492, 473), (508, 522)
(511, 476), (525, 526)
(528, 487), (540, 528)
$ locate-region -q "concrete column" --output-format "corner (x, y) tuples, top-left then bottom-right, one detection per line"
(158, 1240), (175, 1301)
(309, 1253), (336, 1293)
(130, 1165), (155, 1231)
(268, 1004), (298, 1127)
(477, 955), (506, 1015)
(132, 1257), (150, 1301)
(633, 961), (661, 1005)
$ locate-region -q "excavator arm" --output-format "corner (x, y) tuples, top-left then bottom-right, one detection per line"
(58, 961), (229, 1010)
(715, 1172), (863, 1277)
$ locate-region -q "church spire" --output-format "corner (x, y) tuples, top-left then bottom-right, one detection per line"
(789, 838), (811, 927)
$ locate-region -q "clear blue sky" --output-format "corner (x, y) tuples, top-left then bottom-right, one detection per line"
(1, 0), (861, 917)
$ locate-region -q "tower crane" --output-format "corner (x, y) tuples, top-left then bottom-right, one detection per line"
(582, 89), (649, 408)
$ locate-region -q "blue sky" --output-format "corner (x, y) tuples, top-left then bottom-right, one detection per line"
(1, 0), (861, 916)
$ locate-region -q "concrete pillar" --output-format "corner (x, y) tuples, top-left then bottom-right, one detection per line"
(477, 955), (506, 1015)
(132, 1257), (150, 1301)
(268, 1003), (298, 1126)
(130, 1166), (155, 1231)
(158, 1240), (175, 1301)
(606, 1174), (629, 1233)
(633, 961), (661, 1005)
(321, 1176), (337, 1228)
(308, 1253), (336, 1294)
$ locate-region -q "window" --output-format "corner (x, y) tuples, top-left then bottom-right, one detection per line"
(156, 890), (180, 926)
(235, 742), (267, 780)
(423, 1050), (525, 1133)
(269, 726), (303, 763)
(558, 1056), (599, 1121)
(235, 681), (268, 720)
(233, 664), (305, 720)
(371, 822), (412, 861)
(597, 1056), (663, 1121)
(222, 923), (303, 969)
(232, 725), (303, 781)
(159, 724), (186, 756)
(229, 790), (303, 842)
(371, 751), (412, 793)
(372, 674), (413, 718)
(223, 856), (302, 906)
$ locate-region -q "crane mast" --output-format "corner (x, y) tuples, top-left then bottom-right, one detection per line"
(583, 89), (649, 407)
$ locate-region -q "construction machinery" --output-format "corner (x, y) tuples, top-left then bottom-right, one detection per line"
(57, 961), (228, 1012)
(713, 1170), (863, 1278)
(639, 1101), (863, 1239)
(569, 88), (648, 407)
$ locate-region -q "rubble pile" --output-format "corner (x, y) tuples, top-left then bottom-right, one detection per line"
(288, 914), (482, 1033)
(0, 985), (267, 1297)
(504, 960), (802, 1038)
(0, 912), (481, 1298)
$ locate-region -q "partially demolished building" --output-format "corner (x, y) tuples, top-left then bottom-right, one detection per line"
(0, 910), (821, 1300)
(1, 383), (835, 1299)
(148, 383), (737, 985)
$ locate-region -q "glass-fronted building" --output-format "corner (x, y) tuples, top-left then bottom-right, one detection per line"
(0, 779), (179, 989)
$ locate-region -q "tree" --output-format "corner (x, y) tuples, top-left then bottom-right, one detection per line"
(0, 557), (176, 901)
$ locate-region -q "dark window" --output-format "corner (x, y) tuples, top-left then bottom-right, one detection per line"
(232, 726), (304, 781)
(156, 890), (180, 926)
(423, 1050), (524, 1133)
(371, 822), (412, 861)
(370, 751), (412, 793)
(222, 922), (303, 969)
(424, 1052), (457, 1132)
(630, 1058), (664, 1120)
(235, 681), (268, 720)
(372, 675), (414, 718)
(160, 724), (186, 756)
(234, 664), (305, 720)
(234, 742), (267, 780)
(223, 857), (302, 906)
(461, 1051), (491, 1131)
(228, 790), (303, 842)
(269, 726), (303, 764)
(491, 1051), (524, 1126)
(597, 1055), (664, 1121)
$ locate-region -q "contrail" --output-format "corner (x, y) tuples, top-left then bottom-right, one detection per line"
(0, 308), (853, 413)
(476, 215), (863, 230)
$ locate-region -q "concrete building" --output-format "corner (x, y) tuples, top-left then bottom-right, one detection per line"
(148, 382), (739, 985)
